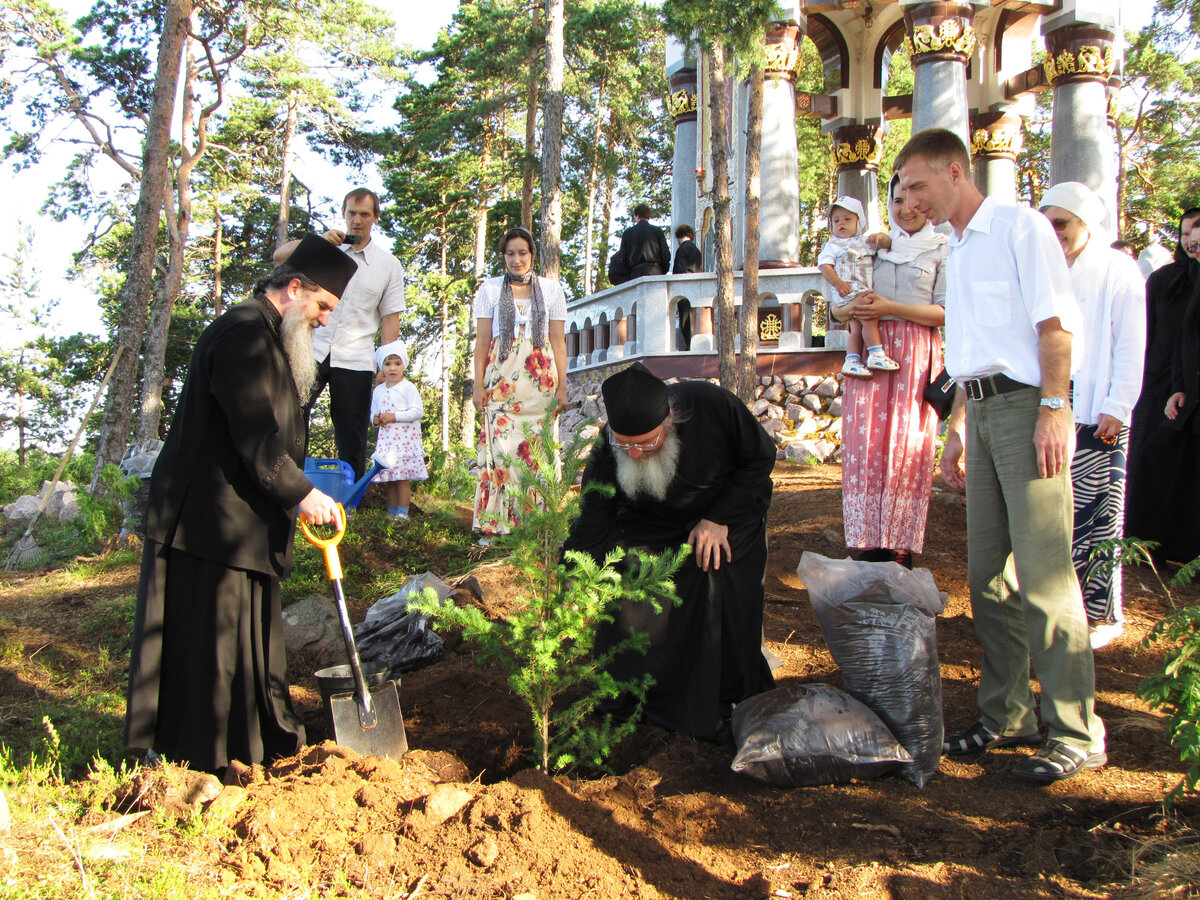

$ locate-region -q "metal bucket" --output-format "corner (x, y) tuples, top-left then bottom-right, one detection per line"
(314, 664), (393, 721)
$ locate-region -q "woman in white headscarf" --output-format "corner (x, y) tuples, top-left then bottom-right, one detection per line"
(471, 226), (569, 542)
(832, 174), (949, 568)
(1040, 182), (1146, 648)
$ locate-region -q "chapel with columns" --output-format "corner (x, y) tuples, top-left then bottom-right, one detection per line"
(563, 0), (1122, 378)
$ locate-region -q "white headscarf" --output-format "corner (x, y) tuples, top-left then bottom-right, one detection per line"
(1138, 242), (1173, 278)
(1039, 181), (1108, 240)
(374, 340), (407, 371)
(877, 175), (947, 265)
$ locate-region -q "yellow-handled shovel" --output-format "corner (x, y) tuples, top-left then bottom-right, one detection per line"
(300, 505), (408, 759)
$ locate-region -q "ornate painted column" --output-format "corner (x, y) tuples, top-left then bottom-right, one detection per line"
(970, 111), (1022, 204)
(902, 2), (979, 150)
(667, 67), (699, 238)
(831, 124), (884, 234)
(759, 21), (804, 267)
(1045, 23), (1118, 230)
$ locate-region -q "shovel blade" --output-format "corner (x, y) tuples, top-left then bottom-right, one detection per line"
(328, 681), (408, 759)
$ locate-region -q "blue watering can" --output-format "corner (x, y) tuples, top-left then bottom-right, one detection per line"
(303, 457), (385, 509)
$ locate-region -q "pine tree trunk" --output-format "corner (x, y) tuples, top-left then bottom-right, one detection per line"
(16, 351), (26, 467)
(137, 38), (202, 444)
(539, 0), (565, 281)
(1114, 122), (1127, 238)
(213, 208), (223, 318)
(596, 172), (615, 292)
(738, 62), (764, 404)
(441, 289), (451, 452)
(474, 124), (494, 284)
(520, 4), (542, 233)
(467, 128), (496, 451)
(92, 0), (191, 489)
(275, 93), (298, 247)
(707, 43), (737, 393)
(439, 206), (451, 452)
(581, 79), (607, 295)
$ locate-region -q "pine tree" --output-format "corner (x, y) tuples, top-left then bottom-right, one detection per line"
(412, 413), (687, 773)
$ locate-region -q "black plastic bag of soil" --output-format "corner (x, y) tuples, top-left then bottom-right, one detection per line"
(353, 575), (448, 673)
(730, 683), (911, 787)
(797, 552), (946, 788)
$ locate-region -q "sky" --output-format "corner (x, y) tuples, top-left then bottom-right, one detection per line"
(0, 0), (1158, 343)
(0, 0), (462, 341)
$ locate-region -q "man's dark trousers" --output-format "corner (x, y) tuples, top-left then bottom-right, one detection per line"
(311, 354), (373, 479)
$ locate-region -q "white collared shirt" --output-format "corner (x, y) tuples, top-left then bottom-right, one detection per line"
(1067, 240), (1146, 426)
(944, 196), (1083, 386)
(311, 239), (406, 371)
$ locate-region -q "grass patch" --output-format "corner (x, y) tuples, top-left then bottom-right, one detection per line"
(282, 500), (479, 608)
(0, 489), (488, 898)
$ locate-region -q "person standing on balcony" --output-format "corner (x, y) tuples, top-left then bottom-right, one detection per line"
(618, 203), (671, 279)
(672, 223), (704, 274)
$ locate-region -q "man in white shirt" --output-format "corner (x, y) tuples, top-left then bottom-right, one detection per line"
(278, 189), (407, 478)
(896, 129), (1106, 783)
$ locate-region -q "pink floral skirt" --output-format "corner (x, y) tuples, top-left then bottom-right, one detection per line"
(841, 320), (941, 553)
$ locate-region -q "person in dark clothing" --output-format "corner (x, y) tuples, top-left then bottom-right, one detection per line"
(1125, 207), (1200, 554)
(672, 223), (704, 274)
(125, 235), (357, 774)
(618, 203), (672, 279)
(1126, 209), (1200, 562)
(563, 363), (777, 739)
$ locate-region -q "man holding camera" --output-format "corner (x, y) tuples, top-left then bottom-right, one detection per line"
(277, 188), (407, 478)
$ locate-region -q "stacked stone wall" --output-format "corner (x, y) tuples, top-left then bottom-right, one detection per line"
(560, 373), (845, 464)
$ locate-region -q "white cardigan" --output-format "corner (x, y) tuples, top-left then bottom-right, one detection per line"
(472, 275), (567, 342)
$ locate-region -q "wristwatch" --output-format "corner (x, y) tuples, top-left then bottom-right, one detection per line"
(1039, 396), (1068, 411)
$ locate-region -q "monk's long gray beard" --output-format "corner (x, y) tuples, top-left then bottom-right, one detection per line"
(611, 425), (681, 502)
(281, 302), (318, 401)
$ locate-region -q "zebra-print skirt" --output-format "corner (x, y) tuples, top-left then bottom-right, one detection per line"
(1071, 424), (1128, 624)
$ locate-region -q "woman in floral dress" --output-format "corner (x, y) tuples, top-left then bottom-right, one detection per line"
(832, 175), (949, 568)
(471, 227), (569, 540)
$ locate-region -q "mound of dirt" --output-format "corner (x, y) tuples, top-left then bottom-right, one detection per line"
(217, 742), (672, 898)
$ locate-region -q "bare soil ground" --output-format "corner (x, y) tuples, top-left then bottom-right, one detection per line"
(6, 462), (1200, 898)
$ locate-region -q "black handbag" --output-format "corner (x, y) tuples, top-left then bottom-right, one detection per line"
(923, 368), (955, 420)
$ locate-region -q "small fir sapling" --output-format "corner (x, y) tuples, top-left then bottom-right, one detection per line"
(1092, 537), (1200, 803)
(412, 408), (687, 773)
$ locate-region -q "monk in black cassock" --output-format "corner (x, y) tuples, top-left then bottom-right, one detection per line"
(563, 362), (776, 738)
(125, 235), (358, 773)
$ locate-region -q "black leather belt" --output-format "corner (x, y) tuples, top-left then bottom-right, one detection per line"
(962, 373), (1031, 401)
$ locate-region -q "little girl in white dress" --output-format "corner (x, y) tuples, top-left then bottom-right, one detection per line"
(370, 341), (427, 519)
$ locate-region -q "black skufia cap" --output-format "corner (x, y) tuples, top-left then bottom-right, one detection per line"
(603, 362), (669, 435)
(283, 234), (359, 299)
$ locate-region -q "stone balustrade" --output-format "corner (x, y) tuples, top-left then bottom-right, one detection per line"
(564, 268), (837, 375)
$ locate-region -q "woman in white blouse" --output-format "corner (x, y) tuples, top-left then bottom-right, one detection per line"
(833, 175), (949, 569)
(1039, 182), (1146, 649)
(471, 227), (569, 540)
